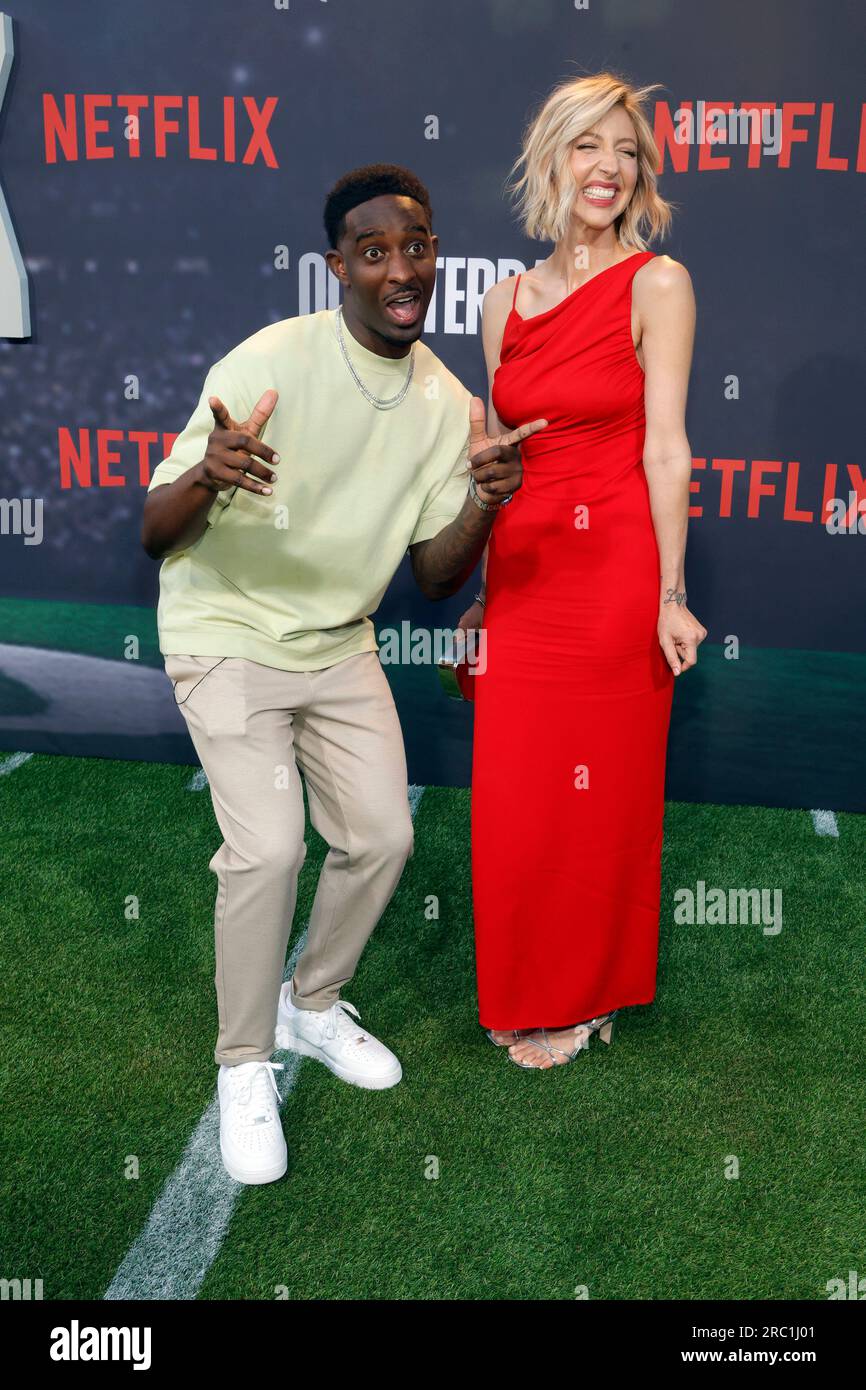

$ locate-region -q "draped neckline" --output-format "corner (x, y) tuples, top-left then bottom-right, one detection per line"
(509, 251), (654, 327)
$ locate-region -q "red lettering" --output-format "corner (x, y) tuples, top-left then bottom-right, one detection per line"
(748, 460), (783, 517)
(83, 94), (113, 159)
(699, 102), (733, 170)
(778, 102), (814, 168)
(845, 464), (866, 527)
(816, 102), (848, 171)
(153, 95), (183, 158)
(242, 96), (278, 167)
(712, 458), (746, 518)
(188, 96), (218, 161)
(821, 464), (838, 525)
(97, 430), (126, 487)
(688, 458), (705, 517)
(42, 93), (77, 163)
(857, 103), (866, 172)
(58, 428), (91, 488)
(654, 100), (691, 174)
(223, 96), (236, 162)
(128, 431), (160, 486)
(740, 103), (777, 169)
(782, 462), (814, 522)
(116, 94), (150, 158)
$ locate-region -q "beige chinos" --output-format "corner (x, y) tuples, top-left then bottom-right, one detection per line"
(163, 650), (414, 1067)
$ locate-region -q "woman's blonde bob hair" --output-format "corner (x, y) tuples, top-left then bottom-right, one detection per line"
(509, 71), (674, 249)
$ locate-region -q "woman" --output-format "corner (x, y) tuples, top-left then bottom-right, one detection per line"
(461, 73), (706, 1069)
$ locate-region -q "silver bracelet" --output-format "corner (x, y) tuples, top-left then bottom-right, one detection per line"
(468, 474), (513, 512)
(474, 592), (486, 606)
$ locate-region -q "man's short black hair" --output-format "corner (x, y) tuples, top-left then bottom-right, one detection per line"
(323, 164), (433, 249)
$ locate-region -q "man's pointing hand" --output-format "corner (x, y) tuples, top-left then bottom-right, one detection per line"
(198, 389), (280, 496)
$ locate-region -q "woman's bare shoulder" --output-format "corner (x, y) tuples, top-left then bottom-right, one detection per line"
(481, 273), (519, 352)
(483, 273), (519, 314)
(636, 253), (693, 294)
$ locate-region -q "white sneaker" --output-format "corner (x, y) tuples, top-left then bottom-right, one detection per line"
(274, 984), (402, 1090)
(217, 1060), (287, 1185)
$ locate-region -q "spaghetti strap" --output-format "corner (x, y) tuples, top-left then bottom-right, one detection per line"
(511, 272), (522, 312)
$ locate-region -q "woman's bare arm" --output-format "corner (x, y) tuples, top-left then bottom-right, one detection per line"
(634, 256), (707, 675)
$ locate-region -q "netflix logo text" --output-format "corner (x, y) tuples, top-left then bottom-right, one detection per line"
(56, 428), (866, 530)
(688, 459), (866, 527)
(59, 428), (181, 488)
(39, 96), (866, 172)
(42, 94), (279, 166)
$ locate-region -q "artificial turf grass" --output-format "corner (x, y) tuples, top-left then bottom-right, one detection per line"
(0, 752), (330, 1300)
(201, 789), (864, 1301)
(0, 754), (862, 1300)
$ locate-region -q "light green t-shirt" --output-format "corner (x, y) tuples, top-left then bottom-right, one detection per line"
(147, 309), (473, 671)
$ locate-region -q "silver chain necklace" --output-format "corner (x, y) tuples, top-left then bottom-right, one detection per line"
(335, 305), (415, 410)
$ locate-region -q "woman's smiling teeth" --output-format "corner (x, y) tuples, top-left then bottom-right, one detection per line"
(582, 185), (618, 203)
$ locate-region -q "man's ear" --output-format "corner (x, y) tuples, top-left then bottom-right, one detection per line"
(325, 247), (349, 287)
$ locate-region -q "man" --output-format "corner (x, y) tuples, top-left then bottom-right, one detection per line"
(141, 164), (544, 1185)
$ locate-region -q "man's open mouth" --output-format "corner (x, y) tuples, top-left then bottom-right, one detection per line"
(384, 291), (422, 326)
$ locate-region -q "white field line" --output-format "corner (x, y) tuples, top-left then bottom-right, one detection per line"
(104, 783), (427, 1301)
(810, 809), (839, 837)
(0, 751), (34, 775)
(186, 768), (208, 791)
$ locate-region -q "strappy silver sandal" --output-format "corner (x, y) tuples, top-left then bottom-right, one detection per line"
(507, 1011), (618, 1069)
(485, 1028), (529, 1048)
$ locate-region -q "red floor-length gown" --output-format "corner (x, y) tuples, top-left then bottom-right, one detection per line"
(471, 250), (675, 1030)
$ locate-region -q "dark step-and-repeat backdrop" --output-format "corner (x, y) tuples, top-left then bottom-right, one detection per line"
(0, 0), (862, 809)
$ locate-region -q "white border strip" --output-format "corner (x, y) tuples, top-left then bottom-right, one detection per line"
(810, 809), (839, 837)
(0, 751), (33, 776)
